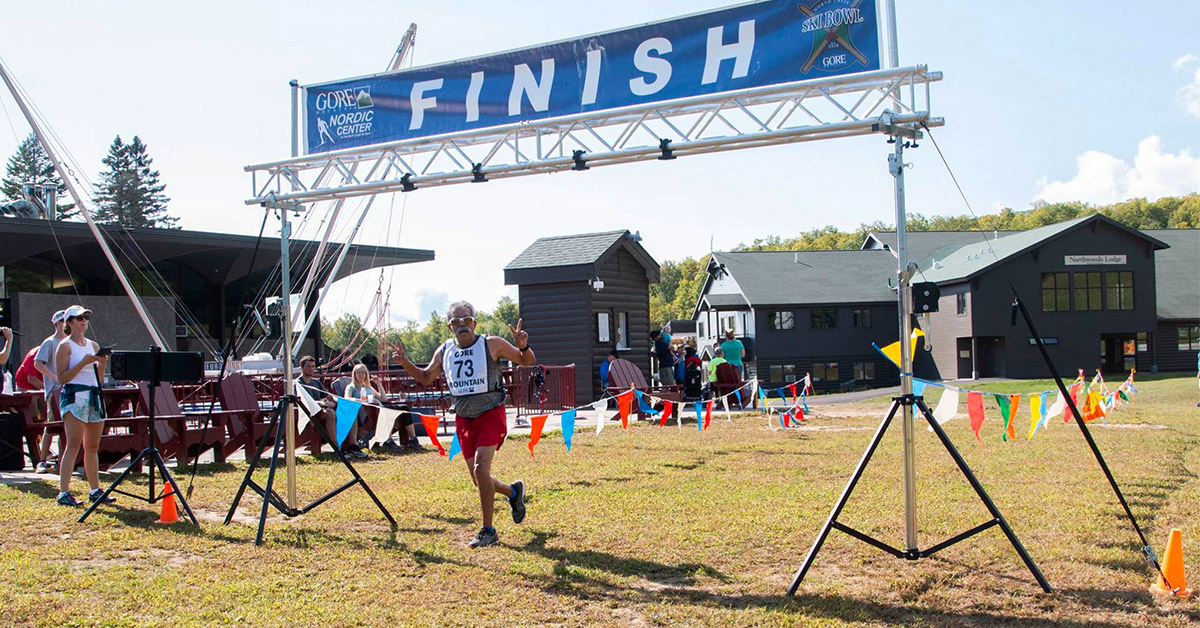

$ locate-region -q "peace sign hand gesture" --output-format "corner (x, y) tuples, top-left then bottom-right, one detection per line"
(508, 318), (529, 350)
(390, 341), (408, 363)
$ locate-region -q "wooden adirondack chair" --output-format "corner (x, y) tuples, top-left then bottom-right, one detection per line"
(216, 373), (272, 461)
(138, 383), (229, 465)
(604, 358), (682, 421)
(713, 362), (755, 409)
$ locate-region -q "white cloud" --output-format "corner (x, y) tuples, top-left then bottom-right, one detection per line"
(1033, 136), (1200, 205)
(1174, 54), (1200, 118)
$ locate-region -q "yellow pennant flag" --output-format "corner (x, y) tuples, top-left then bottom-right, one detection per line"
(877, 327), (926, 368)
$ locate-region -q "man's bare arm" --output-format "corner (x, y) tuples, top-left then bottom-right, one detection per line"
(391, 343), (445, 386)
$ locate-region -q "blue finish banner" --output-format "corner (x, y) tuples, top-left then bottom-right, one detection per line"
(303, 0), (880, 154)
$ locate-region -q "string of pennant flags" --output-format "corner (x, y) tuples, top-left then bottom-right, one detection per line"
(289, 364), (1139, 460)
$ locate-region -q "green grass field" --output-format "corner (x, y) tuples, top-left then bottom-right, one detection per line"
(2, 375), (1198, 627)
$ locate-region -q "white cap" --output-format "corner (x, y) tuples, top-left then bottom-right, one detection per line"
(51, 310), (67, 324)
(63, 305), (92, 319)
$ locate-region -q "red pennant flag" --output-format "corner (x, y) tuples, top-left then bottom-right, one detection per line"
(967, 392), (985, 443)
(659, 400), (673, 426)
(787, 382), (799, 405)
(793, 404), (805, 422)
(419, 414), (447, 456)
(1068, 381), (1082, 423)
(783, 411), (792, 427)
(703, 399), (713, 430)
(527, 414), (548, 457)
(617, 390), (633, 428)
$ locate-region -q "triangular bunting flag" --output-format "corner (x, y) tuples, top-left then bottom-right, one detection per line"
(721, 395), (731, 421)
(594, 399), (608, 435)
(793, 404), (805, 422)
(967, 391), (985, 443)
(931, 387), (959, 426)
(448, 431), (462, 461)
(527, 414), (549, 457)
(334, 398), (362, 449)
(693, 402), (703, 431)
(1046, 390), (1067, 422)
(561, 409), (576, 451)
(659, 401), (673, 427)
(293, 381), (321, 433)
(912, 379), (927, 397)
(782, 411), (791, 428)
(703, 399), (714, 430)
(419, 414), (447, 456)
(994, 395), (1012, 442)
(1027, 392), (1045, 440)
(370, 407), (403, 447)
(787, 382), (798, 406)
(617, 390), (633, 429)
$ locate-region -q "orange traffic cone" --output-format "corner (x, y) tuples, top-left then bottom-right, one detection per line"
(155, 482), (180, 525)
(1151, 529), (1194, 598)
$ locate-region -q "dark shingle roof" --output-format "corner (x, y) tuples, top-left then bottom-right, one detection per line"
(709, 250), (896, 307)
(505, 231), (631, 270)
(864, 230), (1019, 270)
(1143, 229), (1200, 320)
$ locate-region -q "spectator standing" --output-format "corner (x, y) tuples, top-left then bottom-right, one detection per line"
(720, 329), (746, 377)
(707, 348), (728, 384)
(54, 305), (111, 507)
(651, 330), (675, 386)
(599, 349), (617, 389)
(32, 310), (68, 472)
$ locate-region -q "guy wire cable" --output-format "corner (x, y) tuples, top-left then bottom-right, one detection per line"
(183, 207), (272, 498)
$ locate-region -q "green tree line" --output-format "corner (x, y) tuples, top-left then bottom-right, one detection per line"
(321, 295), (520, 364)
(648, 195), (1200, 326)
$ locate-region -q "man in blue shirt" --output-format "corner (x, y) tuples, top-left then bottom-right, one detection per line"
(599, 349), (617, 389)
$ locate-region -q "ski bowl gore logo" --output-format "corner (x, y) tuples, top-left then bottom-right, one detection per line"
(313, 86), (375, 145)
(798, 0), (868, 73)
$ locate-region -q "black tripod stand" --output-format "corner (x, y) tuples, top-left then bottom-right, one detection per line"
(80, 346), (198, 525)
(787, 393), (1051, 594)
(224, 392), (395, 545)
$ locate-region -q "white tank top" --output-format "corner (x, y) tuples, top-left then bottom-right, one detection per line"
(62, 337), (98, 388)
(441, 335), (491, 396)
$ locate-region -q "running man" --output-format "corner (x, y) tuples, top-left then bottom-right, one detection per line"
(391, 301), (535, 548)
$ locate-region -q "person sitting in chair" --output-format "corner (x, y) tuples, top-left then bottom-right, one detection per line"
(298, 355), (367, 459)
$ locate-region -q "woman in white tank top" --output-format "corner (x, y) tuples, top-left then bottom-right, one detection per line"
(52, 305), (111, 507)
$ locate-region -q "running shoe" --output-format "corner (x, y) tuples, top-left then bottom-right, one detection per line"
(88, 488), (115, 504)
(35, 461), (55, 474)
(343, 445), (369, 460)
(381, 439), (405, 453)
(468, 527), (499, 548)
(56, 491), (81, 507)
(509, 480), (526, 524)
(406, 437), (426, 452)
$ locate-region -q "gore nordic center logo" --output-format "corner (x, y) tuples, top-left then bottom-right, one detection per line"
(797, 0), (869, 73)
(313, 85), (375, 146)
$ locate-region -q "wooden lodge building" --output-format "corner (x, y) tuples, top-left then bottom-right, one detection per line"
(693, 215), (1198, 391)
(504, 231), (660, 405)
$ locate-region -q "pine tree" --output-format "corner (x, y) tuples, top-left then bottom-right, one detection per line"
(93, 135), (177, 228)
(1, 132), (75, 218)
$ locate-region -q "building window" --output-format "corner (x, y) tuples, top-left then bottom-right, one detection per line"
(616, 312), (629, 350)
(853, 361), (875, 380)
(1041, 273), (1069, 312)
(721, 314), (736, 334)
(1105, 272), (1134, 310)
(1073, 272), (1102, 311)
(956, 293), (968, 315)
(698, 320), (706, 339)
(1179, 325), (1200, 351)
(769, 311), (794, 330)
(813, 362), (839, 381)
(1136, 332), (1148, 352)
(597, 312), (610, 343)
(810, 309), (837, 329)
(768, 364), (797, 384)
(853, 309), (871, 327)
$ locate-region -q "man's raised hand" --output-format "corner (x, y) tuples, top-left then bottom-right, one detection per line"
(508, 318), (528, 349)
(390, 341), (408, 363)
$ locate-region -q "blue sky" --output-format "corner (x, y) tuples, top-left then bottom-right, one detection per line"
(1, 1), (1196, 326)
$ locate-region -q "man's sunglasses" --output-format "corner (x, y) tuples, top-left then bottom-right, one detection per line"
(449, 316), (476, 326)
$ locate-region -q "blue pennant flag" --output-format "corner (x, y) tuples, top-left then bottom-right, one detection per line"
(912, 379), (927, 397)
(694, 402), (703, 431)
(801, 392), (809, 413)
(448, 431), (462, 461)
(734, 390), (742, 407)
(561, 409), (577, 451)
(638, 394), (659, 416)
(334, 398), (363, 448)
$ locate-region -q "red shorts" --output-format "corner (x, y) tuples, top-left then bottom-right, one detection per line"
(456, 404), (507, 459)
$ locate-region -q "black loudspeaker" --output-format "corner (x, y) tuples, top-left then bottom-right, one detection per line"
(265, 314), (283, 339)
(912, 282), (940, 313)
(110, 351), (204, 383)
(0, 298), (10, 328)
(0, 412), (24, 470)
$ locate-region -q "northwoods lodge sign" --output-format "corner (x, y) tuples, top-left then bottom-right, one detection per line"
(302, 0), (882, 153)
(1064, 255), (1128, 265)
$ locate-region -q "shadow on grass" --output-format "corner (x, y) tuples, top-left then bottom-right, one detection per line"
(782, 593), (1161, 628)
(425, 513), (474, 525)
(517, 529), (730, 585)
